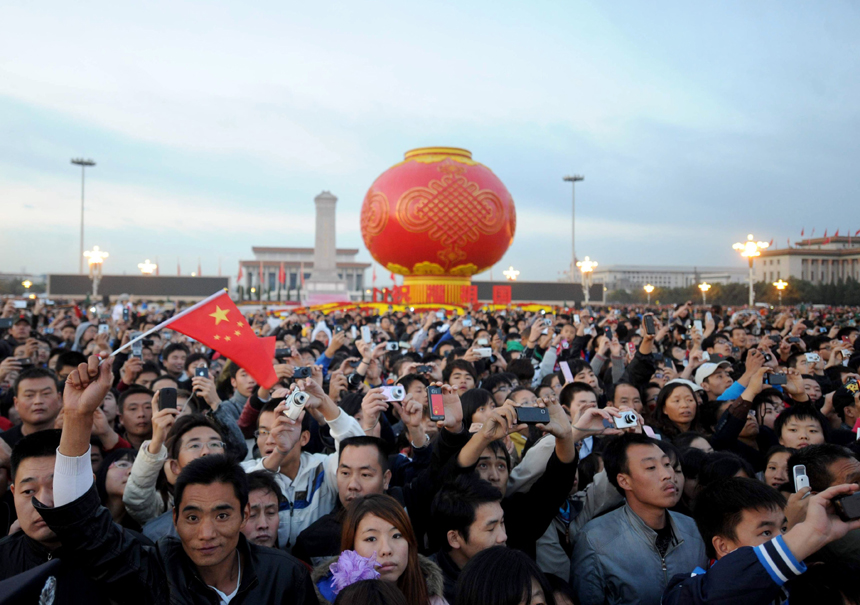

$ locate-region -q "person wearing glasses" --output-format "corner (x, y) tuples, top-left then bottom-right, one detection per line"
(122, 398), (231, 541)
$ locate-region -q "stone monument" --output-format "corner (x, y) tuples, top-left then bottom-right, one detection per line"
(303, 191), (350, 304)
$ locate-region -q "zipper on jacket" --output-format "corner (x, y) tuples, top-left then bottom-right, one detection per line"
(661, 557), (667, 583)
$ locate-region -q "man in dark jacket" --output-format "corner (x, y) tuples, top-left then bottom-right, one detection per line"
(0, 430), (112, 604)
(663, 477), (860, 605)
(35, 355), (317, 605)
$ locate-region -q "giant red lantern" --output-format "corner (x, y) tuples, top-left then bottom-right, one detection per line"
(360, 147), (516, 304)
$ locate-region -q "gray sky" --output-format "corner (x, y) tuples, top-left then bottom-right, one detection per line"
(2, 0), (858, 282)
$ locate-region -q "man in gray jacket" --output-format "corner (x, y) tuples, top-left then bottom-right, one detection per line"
(571, 433), (707, 605)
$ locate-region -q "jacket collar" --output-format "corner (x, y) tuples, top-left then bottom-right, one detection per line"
(622, 503), (682, 552)
(178, 534), (259, 598)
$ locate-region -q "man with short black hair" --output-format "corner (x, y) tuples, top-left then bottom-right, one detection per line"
(161, 342), (189, 380)
(431, 474), (506, 603)
(572, 433), (707, 605)
(35, 355), (317, 604)
(664, 477), (860, 605)
(1, 367), (62, 449)
(0, 430), (112, 603)
(241, 470), (283, 549)
(292, 435), (392, 565)
(116, 385), (154, 450)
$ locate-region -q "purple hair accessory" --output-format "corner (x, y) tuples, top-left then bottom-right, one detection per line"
(330, 550), (380, 594)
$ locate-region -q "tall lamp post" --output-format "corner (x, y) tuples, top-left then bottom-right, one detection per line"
(563, 174), (584, 283)
(643, 284), (654, 305)
(733, 234), (769, 307)
(576, 256), (597, 305)
(773, 279), (788, 306)
(84, 245), (108, 297)
(698, 282), (711, 306)
(71, 158), (96, 274)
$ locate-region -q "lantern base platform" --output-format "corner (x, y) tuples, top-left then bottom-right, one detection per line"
(403, 274), (471, 305)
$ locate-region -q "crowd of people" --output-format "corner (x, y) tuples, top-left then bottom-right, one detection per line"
(1, 295), (860, 605)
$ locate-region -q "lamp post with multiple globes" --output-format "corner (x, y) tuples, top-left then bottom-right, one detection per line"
(698, 282), (711, 306)
(577, 256), (597, 305)
(83, 246), (108, 297)
(643, 284), (654, 305)
(733, 234), (769, 307)
(773, 279), (788, 306)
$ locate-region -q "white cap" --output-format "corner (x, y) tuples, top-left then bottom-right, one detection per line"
(666, 378), (703, 393)
(694, 361), (732, 386)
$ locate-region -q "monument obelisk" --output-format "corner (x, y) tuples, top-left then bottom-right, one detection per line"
(303, 191), (349, 304)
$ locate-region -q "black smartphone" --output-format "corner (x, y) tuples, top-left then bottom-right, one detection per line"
(275, 348), (292, 360)
(834, 492), (860, 521)
(0, 318), (13, 329)
(416, 365), (432, 373)
(787, 337), (801, 344)
(348, 359), (361, 368)
(159, 387), (177, 410)
(15, 357), (34, 368)
(123, 308), (129, 322)
(428, 385), (445, 421)
(644, 315), (656, 335)
(293, 367), (312, 379)
(604, 327), (613, 340)
(554, 325), (562, 334)
(195, 366), (209, 378)
(515, 406), (550, 424)
(764, 373), (787, 386)
(334, 325), (344, 334)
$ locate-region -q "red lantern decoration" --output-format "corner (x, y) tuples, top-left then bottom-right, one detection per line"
(360, 147), (516, 304)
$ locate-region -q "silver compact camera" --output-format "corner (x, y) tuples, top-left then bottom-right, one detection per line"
(284, 391), (310, 420)
(613, 411), (638, 430)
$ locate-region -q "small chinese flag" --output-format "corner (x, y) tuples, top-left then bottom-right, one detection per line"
(278, 262), (286, 285)
(166, 291), (277, 388)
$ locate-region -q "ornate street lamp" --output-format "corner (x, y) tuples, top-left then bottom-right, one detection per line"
(733, 234), (769, 307)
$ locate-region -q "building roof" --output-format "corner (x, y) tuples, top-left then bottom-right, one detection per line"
(240, 260), (370, 268)
(592, 264), (746, 274)
(760, 244), (860, 258)
(251, 246), (361, 255)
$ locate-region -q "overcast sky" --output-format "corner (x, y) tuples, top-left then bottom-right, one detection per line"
(2, 1), (858, 283)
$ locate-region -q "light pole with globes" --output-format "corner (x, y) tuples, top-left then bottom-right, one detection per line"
(773, 279), (788, 306)
(71, 158), (96, 274)
(698, 282), (711, 306)
(83, 245), (108, 297)
(577, 256), (597, 305)
(138, 259), (158, 275)
(563, 174), (584, 283)
(733, 234), (769, 307)
(643, 284), (654, 305)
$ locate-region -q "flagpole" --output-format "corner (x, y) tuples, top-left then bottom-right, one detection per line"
(109, 289), (227, 358)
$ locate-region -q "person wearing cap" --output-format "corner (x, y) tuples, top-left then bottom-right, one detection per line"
(0, 311), (33, 362)
(696, 349), (766, 403)
(832, 379), (860, 432)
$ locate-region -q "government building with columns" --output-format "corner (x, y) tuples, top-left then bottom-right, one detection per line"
(755, 236), (860, 284)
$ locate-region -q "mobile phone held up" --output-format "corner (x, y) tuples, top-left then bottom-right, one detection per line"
(195, 366), (209, 378)
(293, 367), (312, 379)
(763, 373), (787, 386)
(793, 464), (810, 493)
(644, 315), (656, 335)
(834, 492), (860, 521)
(428, 385), (445, 421)
(159, 387), (177, 410)
(275, 348), (292, 360)
(515, 407), (549, 424)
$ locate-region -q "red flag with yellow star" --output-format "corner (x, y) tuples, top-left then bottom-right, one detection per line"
(165, 290), (277, 388)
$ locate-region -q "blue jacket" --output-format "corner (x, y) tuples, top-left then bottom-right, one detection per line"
(662, 534), (806, 605)
(572, 504), (707, 605)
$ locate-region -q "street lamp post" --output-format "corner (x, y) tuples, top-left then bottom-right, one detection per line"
(71, 158), (96, 274)
(733, 234), (769, 307)
(83, 245), (108, 297)
(576, 256), (597, 305)
(773, 279), (788, 306)
(563, 174), (584, 283)
(698, 282), (711, 306)
(643, 284), (654, 305)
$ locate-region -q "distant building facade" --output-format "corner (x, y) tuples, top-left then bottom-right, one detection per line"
(592, 265), (748, 291)
(238, 247), (370, 299)
(755, 237), (860, 284)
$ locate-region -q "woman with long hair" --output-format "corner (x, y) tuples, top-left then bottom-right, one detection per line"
(651, 382), (701, 440)
(314, 494), (447, 604)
